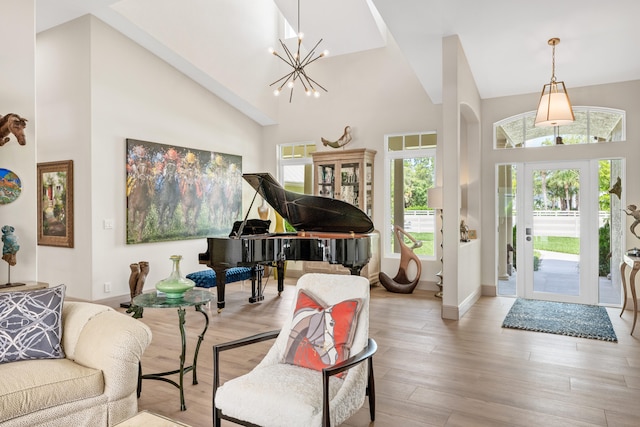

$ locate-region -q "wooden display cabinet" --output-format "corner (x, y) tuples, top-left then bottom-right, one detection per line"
(312, 148), (376, 218)
(307, 148), (379, 284)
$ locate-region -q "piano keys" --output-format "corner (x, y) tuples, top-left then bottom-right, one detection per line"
(198, 172), (374, 311)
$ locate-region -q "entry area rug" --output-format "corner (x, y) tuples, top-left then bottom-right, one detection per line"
(502, 298), (618, 342)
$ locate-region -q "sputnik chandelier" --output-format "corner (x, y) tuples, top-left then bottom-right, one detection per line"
(269, 0), (328, 102)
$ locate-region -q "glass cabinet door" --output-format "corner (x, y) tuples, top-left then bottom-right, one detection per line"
(365, 161), (373, 217)
(340, 162), (360, 206)
(317, 164), (335, 198)
(311, 148), (376, 219)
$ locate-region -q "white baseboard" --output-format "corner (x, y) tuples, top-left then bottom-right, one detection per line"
(441, 287), (482, 320)
(441, 304), (458, 320)
(481, 284), (497, 296)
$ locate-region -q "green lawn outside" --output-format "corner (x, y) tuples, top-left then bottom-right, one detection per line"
(405, 232), (434, 256)
(400, 234), (578, 257)
(533, 236), (579, 255)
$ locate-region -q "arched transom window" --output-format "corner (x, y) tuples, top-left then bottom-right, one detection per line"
(494, 107), (625, 149)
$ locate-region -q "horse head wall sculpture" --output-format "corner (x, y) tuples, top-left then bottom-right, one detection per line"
(0, 113), (28, 146)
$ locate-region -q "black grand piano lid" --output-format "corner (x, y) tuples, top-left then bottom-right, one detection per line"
(243, 172), (374, 234)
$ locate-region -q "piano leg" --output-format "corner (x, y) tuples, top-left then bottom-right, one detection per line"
(249, 265), (265, 303)
(275, 260), (285, 296)
(348, 266), (364, 276)
(212, 264), (229, 312)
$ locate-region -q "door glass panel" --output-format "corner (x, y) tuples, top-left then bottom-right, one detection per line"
(497, 164), (517, 296)
(599, 159), (624, 305)
(531, 168), (581, 296)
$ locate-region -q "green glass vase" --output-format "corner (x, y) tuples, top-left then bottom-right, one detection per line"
(155, 255), (195, 299)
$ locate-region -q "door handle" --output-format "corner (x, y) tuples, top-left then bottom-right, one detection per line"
(526, 227), (532, 241)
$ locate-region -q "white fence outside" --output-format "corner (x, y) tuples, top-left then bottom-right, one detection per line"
(403, 210), (609, 238)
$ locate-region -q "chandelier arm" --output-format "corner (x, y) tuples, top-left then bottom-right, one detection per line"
(298, 76), (309, 92)
(291, 70), (301, 83)
(297, 35), (303, 53)
(269, 70), (296, 87)
(302, 54), (325, 68)
(300, 74), (314, 92)
(300, 71), (328, 92)
(298, 39), (323, 67)
(279, 40), (298, 66)
(272, 51), (295, 68)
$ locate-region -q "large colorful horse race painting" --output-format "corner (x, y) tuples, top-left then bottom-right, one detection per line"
(126, 138), (242, 244)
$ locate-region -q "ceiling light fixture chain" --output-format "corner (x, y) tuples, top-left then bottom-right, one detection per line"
(549, 37), (559, 83)
(269, 0), (328, 102)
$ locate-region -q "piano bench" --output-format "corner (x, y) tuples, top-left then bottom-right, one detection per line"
(186, 267), (253, 289)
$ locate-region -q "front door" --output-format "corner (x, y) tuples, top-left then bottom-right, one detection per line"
(521, 161), (597, 304)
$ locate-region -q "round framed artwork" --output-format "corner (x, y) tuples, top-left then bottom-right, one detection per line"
(0, 168), (22, 204)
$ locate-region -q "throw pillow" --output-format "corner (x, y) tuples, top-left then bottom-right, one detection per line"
(283, 289), (362, 374)
(0, 284), (66, 364)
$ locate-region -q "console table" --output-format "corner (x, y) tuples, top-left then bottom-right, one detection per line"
(0, 281), (48, 293)
(132, 289), (211, 410)
(620, 254), (640, 334)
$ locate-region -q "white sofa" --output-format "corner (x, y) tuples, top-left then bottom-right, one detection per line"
(0, 301), (152, 427)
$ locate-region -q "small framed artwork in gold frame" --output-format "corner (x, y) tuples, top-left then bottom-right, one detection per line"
(468, 229), (477, 239)
(37, 160), (74, 248)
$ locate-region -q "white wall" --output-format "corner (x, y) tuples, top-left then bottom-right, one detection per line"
(440, 35), (482, 319)
(36, 16), (92, 299)
(37, 16), (263, 300)
(0, 1), (36, 284)
(109, 0), (282, 125)
(480, 80), (640, 294)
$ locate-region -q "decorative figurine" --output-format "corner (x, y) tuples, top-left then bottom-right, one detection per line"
(321, 126), (352, 149)
(379, 225), (423, 294)
(258, 198), (270, 220)
(1, 225), (19, 266)
(624, 204), (640, 239)
(127, 261), (150, 301)
(0, 113), (28, 146)
(136, 261), (149, 296)
(1, 225), (25, 287)
(128, 263), (140, 300)
(125, 261), (149, 317)
(608, 176), (622, 200)
(460, 220), (470, 242)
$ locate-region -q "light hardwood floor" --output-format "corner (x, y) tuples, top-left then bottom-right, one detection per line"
(114, 278), (640, 427)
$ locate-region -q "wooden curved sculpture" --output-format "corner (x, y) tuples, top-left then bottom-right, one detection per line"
(379, 225), (422, 294)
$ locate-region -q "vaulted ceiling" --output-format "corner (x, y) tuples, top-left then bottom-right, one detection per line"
(37, 0), (640, 124)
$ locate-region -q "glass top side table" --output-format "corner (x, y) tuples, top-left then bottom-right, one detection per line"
(133, 288), (211, 308)
(132, 288), (212, 411)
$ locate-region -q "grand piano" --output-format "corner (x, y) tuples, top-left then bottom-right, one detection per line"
(198, 172), (374, 310)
